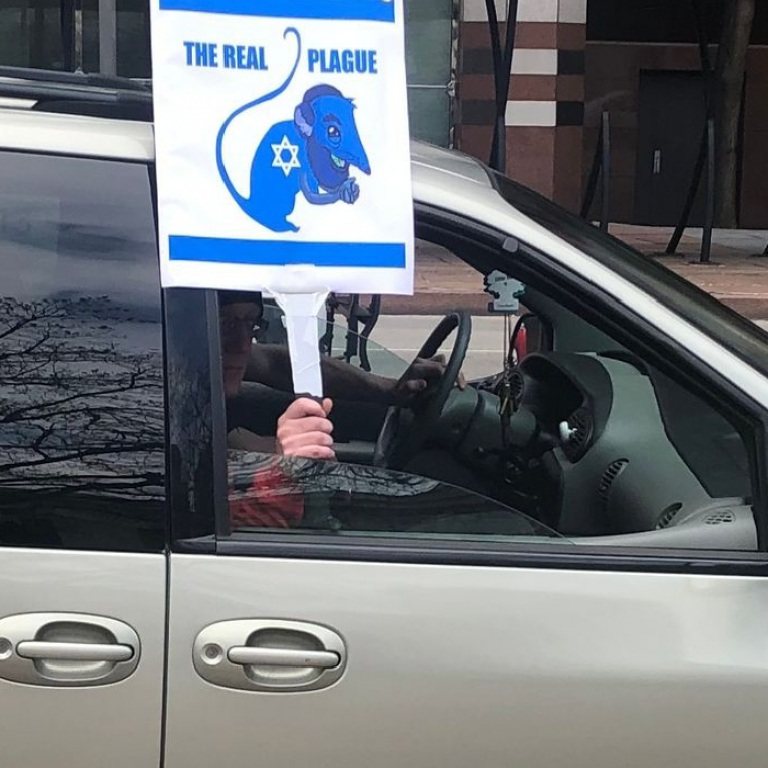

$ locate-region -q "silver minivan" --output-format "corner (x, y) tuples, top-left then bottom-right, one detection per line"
(2, 71), (768, 768)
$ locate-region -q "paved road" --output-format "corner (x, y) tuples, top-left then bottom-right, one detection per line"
(329, 315), (768, 382)
(330, 315), (513, 381)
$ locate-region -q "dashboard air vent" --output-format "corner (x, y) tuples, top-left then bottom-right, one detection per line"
(656, 503), (683, 530)
(509, 370), (525, 403)
(598, 458), (629, 510)
(563, 408), (594, 462)
(704, 510), (736, 525)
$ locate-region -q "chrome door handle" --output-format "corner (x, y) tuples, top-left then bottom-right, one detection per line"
(194, 619), (347, 692)
(228, 646), (340, 669)
(0, 613), (140, 687)
(17, 641), (134, 663)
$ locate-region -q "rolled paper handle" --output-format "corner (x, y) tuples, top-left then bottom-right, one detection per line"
(294, 393), (324, 404)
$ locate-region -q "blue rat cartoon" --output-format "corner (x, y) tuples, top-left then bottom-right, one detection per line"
(215, 28), (371, 233)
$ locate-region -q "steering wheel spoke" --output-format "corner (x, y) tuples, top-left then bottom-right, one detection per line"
(373, 312), (472, 470)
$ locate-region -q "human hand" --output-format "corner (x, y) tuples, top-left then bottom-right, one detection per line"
(276, 398), (336, 461)
(391, 354), (466, 407)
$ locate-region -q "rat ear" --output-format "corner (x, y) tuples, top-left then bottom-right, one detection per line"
(294, 101), (315, 137)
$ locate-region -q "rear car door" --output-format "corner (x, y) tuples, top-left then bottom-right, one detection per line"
(163, 215), (768, 768)
(0, 150), (166, 767)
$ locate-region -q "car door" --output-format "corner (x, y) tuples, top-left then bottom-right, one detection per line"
(162, 214), (768, 768)
(0, 151), (167, 767)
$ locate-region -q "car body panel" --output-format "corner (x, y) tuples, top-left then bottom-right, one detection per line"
(0, 106), (154, 161)
(0, 549), (166, 768)
(166, 555), (768, 768)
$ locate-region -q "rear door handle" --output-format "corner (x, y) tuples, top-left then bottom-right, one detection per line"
(17, 641), (134, 663)
(0, 613), (140, 687)
(194, 619), (347, 692)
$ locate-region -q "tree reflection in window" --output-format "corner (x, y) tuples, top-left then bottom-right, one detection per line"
(0, 295), (165, 550)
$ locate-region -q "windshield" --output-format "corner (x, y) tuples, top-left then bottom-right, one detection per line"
(491, 171), (768, 380)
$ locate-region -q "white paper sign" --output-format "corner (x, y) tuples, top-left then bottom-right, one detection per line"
(150, 0), (414, 296)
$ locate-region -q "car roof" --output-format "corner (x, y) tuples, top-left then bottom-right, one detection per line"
(0, 106), (155, 162)
(410, 141), (493, 189)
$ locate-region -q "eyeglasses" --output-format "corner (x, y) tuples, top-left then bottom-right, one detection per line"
(219, 315), (262, 337)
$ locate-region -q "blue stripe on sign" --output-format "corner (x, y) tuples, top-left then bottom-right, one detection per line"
(169, 236), (406, 268)
(158, 0), (396, 22)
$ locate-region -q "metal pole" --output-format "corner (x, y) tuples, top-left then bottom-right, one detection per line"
(666, 125), (707, 254)
(485, 0), (504, 171)
(496, 0), (519, 172)
(99, 0), (118, 77)
(61, 0), (74, 71)
(701, 118), (715, 263)
(666, 0), (713, 255)
(485, 0), (520, 173)
(31, 0), (45, 68)
(581, 121), (603, 219)
(74, 0), (83, 72)
(600, 111), (611, 232)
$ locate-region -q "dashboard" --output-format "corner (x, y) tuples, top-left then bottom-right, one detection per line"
(491, 352), (751, 541)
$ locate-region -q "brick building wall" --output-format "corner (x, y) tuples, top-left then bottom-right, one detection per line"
(456, 0), (768, 227)
(584, 42), (768, 228)
(457, 0), (588, 212)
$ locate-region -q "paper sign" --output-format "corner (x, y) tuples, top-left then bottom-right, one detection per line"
(271, 290), (328, 397)
(150, 0), (415, 296)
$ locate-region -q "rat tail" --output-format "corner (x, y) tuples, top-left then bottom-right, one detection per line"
(215, 27), (302, 212)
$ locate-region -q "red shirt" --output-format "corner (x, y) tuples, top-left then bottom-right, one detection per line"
(229, 460), (304, 529)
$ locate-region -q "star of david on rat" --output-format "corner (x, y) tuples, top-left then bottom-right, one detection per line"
(215, 27), (371, 233)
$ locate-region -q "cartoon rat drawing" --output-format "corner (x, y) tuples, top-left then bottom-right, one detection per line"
(215, 27), (371, 233)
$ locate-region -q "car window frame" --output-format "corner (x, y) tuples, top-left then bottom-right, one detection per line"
(165, 202), (768, 576)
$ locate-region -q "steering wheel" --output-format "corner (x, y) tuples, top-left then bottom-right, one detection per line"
(373, 311), (472, 470)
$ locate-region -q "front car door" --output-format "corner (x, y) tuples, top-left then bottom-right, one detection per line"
(162, 178), (768, 768)
(0, 147), (166, 767)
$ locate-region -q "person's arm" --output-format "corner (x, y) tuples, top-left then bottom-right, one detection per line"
(246, 344), (393, 403)
(245, 344), (449, 405)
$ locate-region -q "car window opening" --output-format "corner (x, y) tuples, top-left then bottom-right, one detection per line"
(214, 234), (757, 552)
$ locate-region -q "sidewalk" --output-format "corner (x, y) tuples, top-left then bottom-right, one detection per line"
(616, 226), (768, 319)
(389, 226), (768, 319)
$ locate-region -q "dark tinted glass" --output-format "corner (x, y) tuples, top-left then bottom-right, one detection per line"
(587, 0), (768, 45)
(0, 1), (151, 77)
(0, 153), (165, 551)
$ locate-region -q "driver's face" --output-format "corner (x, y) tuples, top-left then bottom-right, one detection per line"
(220, 302), (261, 399)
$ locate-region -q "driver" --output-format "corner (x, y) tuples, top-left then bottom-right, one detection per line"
(220, 291), (459, 527)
